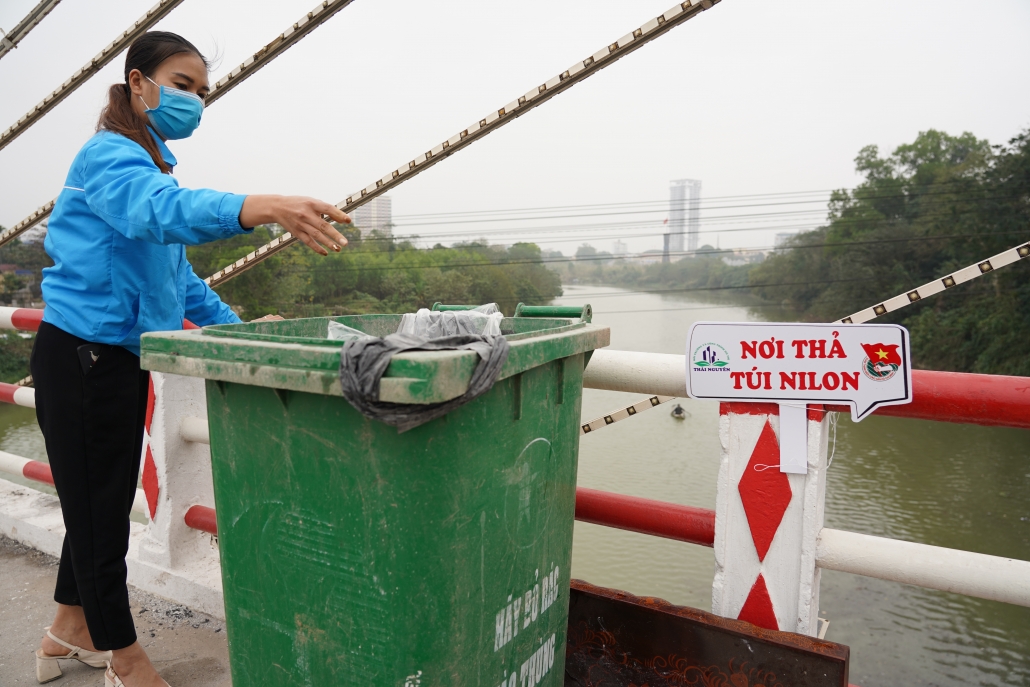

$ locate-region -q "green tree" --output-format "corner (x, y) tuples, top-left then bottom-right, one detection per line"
(574, 129), (1030, 375)
(0, 331), (34, 383)
(186, 229), (563, 318)
(575, 244), (598, 260)
(750, 129), (1030, 375)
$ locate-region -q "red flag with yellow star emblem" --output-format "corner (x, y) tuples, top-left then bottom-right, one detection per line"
(860, 343), (902, 367)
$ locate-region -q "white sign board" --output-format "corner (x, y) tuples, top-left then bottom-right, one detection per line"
(686, 322), (913, 422)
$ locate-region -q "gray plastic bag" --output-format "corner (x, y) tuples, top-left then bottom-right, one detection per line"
(338, 331), (510, 433)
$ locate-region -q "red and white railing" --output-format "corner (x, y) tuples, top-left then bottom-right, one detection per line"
(165, 351), (1030, 615)
(3, 307), (1029, 633)
(0, 307), (182, 519)
(0, 306), (43, 332)
(583, 349), (1030, 634)
(0, 449), (55, 486)
(0, 448), (150, 516)
(0, 381), (34, 408)
(582, 349), (1030, 429)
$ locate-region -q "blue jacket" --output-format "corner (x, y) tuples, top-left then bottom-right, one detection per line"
(42, 129), (250, 355)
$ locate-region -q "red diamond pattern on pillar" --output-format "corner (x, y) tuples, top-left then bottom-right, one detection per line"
(145, 377), (156, 430)
(737, 419), (792, 561)
(141, 378), (159, 520)
(142, 445), (159, 519)
(738, 573), (778, 630)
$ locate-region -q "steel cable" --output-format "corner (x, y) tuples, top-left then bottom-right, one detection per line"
(0, 0), (358, 249)
(0, 0), (63, 61)
(206, 0), (725, 287)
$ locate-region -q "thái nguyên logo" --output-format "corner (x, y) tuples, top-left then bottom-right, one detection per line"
(692, 342), (730, 372)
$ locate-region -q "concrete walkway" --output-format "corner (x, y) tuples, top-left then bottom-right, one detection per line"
(0, 535), (231, 686)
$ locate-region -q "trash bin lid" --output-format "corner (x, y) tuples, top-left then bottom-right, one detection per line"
(141, 313), (609, 404)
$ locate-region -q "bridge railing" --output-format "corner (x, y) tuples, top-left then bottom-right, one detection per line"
(2, 306), (1029, 630)
(583, 349), (1030, 635)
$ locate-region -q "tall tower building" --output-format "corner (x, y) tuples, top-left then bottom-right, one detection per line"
(668, 179), (702, 255)
(352, 195), (393, 236)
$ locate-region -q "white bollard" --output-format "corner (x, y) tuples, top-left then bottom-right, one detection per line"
(134, 372), (223, 614)
(711, 402), (829, 636)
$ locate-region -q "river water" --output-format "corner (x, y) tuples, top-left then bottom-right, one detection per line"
(2, 287), (1028, 685)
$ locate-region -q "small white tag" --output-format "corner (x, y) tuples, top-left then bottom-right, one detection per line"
(779, 404), (808, 474)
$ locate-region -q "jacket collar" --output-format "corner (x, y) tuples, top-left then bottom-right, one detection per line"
(147, 127), (177, 169)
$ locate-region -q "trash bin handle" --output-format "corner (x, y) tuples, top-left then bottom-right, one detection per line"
(513, 303), (592, 323)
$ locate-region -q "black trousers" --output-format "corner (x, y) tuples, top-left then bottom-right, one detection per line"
(30, 322), (149, 651)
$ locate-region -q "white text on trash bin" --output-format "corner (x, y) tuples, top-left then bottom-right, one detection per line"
(494, 565), (561, 651)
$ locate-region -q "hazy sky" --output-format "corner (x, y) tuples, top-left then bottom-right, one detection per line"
(1, 0), (1028, 259)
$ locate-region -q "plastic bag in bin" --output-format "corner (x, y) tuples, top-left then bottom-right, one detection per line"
(327, 321), (374, 342)
(396, 303), (503, 339)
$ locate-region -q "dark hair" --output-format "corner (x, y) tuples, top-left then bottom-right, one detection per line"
(96, 32), (210, 173)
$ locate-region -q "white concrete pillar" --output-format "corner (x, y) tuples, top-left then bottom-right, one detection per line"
(136, 372), (219, 573)
(711, 402), (830, 636)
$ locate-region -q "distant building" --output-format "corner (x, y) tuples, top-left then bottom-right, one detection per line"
(636, 250), (665, 265)
(668, 179), (701, 254)
(352, 196), (393, 236)
(722, 251), (765, 267)
(774, 232), (795, 249)
(612, 240), (628, 256)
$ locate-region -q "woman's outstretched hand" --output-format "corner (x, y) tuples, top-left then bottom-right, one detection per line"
(239, 195), (350, 256)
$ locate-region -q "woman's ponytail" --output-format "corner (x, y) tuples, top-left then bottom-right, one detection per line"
(96, 31), (210, 174)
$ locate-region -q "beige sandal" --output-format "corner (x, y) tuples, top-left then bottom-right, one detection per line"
(35, 627), (112, 683)
(105, 664), (170, 687)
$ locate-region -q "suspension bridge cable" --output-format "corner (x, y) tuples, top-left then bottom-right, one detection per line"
(346, 183), (1029, 250)
(229, 233), (1030, 310)
(387, 182), (1029, 228)
(578, 238), (1030, 433)
(237, 228), (1030, 270)
(203, 0), (356, 106)
(205, 0), (726, 287)
(7, 182), (1019, 254)
(0, 0), (63, 61)
(0, 0), (358, 249)
(0, 0), (185, 153)
(384, 176), (1019, 221)
(366, 190), (1030, 243)
(222, 183), (1028, 255)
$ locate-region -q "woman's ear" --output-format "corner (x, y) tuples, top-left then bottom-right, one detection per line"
(127, 69), (146, 97)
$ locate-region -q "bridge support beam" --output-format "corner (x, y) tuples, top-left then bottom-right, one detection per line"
(712, 403), (830, 636)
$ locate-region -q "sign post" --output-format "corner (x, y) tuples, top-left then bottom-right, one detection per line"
(694, 322), (913, 635)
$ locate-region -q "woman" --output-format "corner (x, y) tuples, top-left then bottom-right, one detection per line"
(30, 31), (348, 687)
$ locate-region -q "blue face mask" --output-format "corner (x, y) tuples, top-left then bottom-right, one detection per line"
(140, 76), (204, 140)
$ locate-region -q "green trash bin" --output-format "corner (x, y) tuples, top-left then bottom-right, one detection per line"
(140, 306), (608, 687)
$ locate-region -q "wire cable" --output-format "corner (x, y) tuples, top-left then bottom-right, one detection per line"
(0, 0), (62, 61)
(0, 0), (358, 249)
